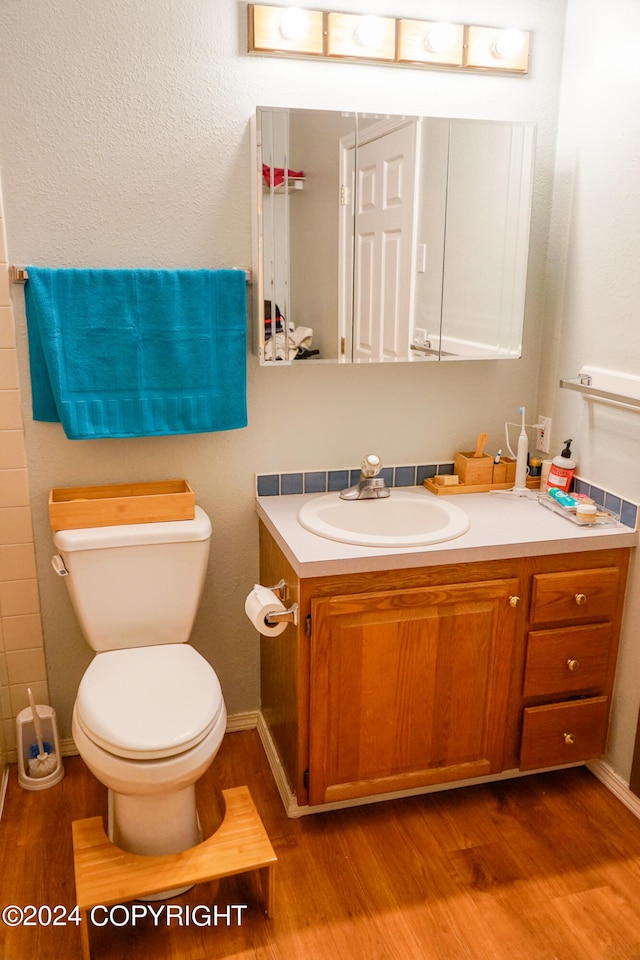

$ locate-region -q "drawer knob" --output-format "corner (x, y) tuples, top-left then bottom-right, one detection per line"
(509, 596), (521, 608)
(567, 658), (580, 672)
(564, 732), (576, 746)
(575, 593), (587, 606)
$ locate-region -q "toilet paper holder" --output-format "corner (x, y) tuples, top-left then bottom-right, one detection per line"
(264, 579), (298, 627)
(265, 604), (298, 627)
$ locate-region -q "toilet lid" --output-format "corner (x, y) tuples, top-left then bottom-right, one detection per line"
(75, 645), (224, 760)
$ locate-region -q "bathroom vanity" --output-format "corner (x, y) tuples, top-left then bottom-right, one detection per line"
(255, 490), (636, 815)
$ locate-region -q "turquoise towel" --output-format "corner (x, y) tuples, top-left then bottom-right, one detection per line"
(25, 267), (247, 439)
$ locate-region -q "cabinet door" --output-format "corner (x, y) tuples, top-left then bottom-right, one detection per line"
(308, 579), (519, 805)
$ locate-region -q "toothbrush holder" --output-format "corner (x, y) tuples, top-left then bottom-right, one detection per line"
(454, 451), (494, 486)
(492, 457), (517, 485)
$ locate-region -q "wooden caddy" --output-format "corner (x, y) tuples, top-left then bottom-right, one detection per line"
(72, 786), (276, 960)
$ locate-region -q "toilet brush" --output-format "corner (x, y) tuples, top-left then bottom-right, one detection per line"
(27, 687), (58, 779)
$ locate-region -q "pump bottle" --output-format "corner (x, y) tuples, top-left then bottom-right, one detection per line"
(546, 439), (576, 493)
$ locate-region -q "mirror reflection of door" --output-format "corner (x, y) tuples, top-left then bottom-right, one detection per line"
(341, 119), (420, 362)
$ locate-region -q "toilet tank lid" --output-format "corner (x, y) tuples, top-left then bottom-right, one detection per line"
(54, 505), (211, 551)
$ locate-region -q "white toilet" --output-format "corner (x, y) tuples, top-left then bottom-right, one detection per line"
(53, 506), (227, 862)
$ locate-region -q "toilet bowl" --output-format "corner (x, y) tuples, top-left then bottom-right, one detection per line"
(52, 505), (226, 864)
(71, 643), (226, 856)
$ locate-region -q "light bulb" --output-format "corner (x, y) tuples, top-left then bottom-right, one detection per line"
(279, 8), (308, 42)
(425, 22), (456, 54)
(353, 16), (386, 49)
(491, 28), (525, 59)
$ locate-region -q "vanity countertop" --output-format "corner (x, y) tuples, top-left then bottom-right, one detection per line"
(256, 488), (638, 578)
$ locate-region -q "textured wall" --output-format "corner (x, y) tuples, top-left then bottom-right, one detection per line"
(538, 0), (640, 779)
(0, 0), (566, 740)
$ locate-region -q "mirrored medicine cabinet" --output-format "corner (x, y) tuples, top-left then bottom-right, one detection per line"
(251, 106), (536, 365)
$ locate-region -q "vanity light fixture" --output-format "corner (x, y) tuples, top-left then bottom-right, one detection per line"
(247, 4), (530, 74)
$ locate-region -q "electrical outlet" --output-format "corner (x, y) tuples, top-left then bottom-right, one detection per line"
(536, 416), (552, 454)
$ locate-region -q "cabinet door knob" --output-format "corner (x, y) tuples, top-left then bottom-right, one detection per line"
(509, 596), (521, 608)
(563, 732), (576, 746)
(567, 658), (580, 672)
(574, 593), (587, 606)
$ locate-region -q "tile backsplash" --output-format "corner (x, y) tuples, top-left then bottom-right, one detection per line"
(257, 462), (452, 497)
(257, 464), (638, 530)
(0, 186), (49, 763)
(573, 477), (638, 529)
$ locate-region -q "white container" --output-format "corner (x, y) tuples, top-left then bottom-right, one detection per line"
(16, 702), (64, 791)
(540, 460), (553, 487)
(576, 503), (598, 524)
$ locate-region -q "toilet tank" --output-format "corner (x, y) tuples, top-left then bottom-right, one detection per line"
(53, 506), (212, 652)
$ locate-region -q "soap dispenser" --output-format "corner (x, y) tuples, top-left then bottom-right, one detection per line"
(546, 439), (576, 493)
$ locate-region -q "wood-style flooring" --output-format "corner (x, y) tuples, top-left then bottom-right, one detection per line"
(2, 730), (640, 959)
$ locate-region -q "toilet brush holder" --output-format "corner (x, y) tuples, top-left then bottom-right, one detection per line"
(16, 700), (64, 791)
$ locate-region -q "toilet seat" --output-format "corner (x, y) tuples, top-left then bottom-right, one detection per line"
(75, 644), (223, 761)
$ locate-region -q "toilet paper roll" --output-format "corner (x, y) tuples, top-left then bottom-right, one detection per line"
(245, 585), (288, 637)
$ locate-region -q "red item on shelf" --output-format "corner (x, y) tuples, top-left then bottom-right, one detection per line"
(262, 164), (304, 187)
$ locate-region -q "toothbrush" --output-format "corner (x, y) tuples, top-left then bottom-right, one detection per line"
(514, 406), (528, 491)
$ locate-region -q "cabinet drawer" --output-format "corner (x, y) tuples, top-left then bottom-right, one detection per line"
(530, 567), (620, 625)
(519, 696), (609, 771)
(523, 623), (612, 699)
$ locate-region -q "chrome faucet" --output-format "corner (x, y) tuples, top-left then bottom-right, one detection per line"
(340, 454), (390, 500)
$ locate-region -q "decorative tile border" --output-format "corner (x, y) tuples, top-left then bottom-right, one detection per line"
(572, 477), (638, 530)
(256, 464), (639, 530)
(256, 463), (454, 499)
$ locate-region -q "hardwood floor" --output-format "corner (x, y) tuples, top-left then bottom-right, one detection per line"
(3, 730), (640, 959)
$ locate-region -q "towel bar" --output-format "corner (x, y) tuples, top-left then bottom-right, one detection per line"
(9, 265), (28, 283)
(10, 265), (252, 284)
(559, 366), (640, 412)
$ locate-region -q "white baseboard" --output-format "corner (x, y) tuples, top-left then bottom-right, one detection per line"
(225, 711), (260, 733)
(256, 712), (302, 817)
(0, 764), (9, 822)
(587, 759), (640, 820)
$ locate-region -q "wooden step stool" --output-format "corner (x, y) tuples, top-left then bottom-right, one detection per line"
(72, 785), (276, 960)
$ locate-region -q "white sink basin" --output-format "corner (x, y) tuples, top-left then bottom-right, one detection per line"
(297, 490), (470, 548)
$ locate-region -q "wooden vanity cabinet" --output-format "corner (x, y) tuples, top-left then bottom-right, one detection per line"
(259, 522), (629, 811)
